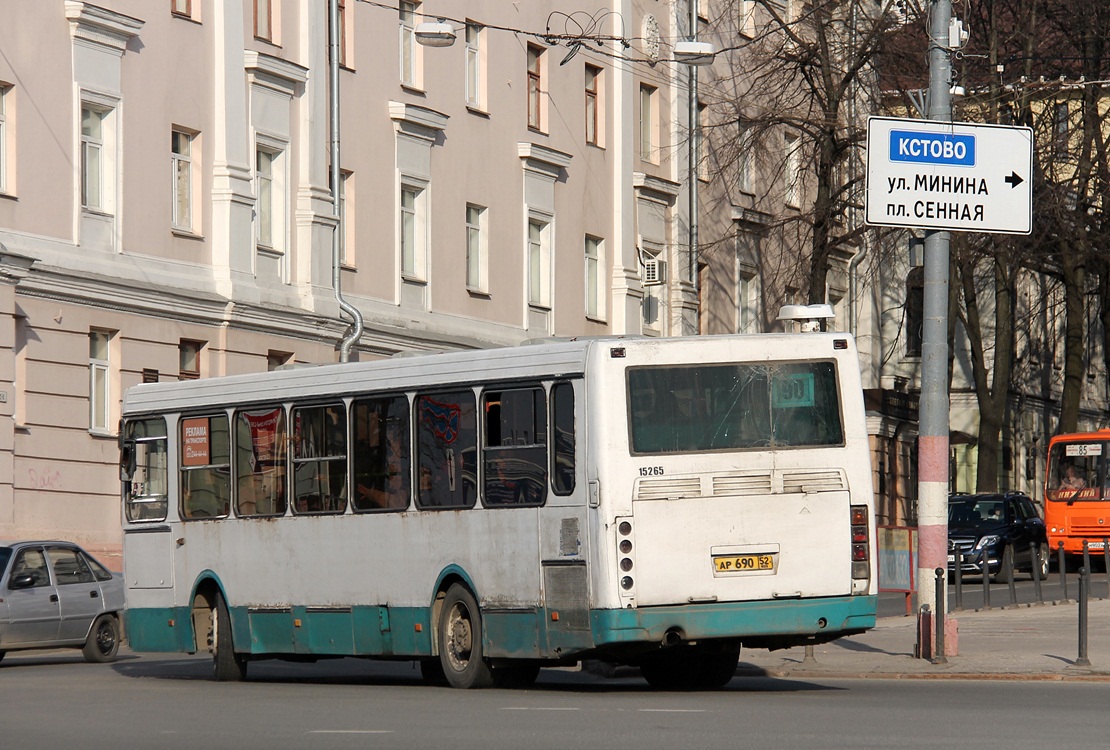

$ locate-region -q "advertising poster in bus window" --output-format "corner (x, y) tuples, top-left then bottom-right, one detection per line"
(243, 408), (282, 472)
(182, 417), (211, 466)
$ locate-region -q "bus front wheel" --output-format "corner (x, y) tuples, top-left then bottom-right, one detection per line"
(438, 584), (493, 689)
(212, 594), (247, 682)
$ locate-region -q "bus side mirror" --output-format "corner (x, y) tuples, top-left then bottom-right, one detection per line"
(119, 440), (136, 482)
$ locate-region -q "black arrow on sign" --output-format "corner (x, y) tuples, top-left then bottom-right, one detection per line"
(1004, 171), (1024, 188)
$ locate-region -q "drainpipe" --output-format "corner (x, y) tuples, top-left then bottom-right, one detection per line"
(330, 0), (363, 362)
(687, 0), (699, 333)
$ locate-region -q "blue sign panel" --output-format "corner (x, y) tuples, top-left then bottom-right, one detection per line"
(889, 130), (976, 167)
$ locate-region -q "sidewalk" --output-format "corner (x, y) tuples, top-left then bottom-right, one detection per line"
(736, 596), (1110, 680)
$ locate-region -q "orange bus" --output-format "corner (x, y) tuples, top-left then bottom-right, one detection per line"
(1044, 430), (1110, 564)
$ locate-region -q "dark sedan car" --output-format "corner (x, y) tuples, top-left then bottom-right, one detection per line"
(0, 541), (125, 663)
(948, 492), (1050, 581)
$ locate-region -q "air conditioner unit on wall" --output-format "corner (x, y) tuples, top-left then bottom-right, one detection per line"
(642, 258), (667, 286)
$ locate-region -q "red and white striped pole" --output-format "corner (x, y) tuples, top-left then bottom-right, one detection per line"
(916, 0), (954, 654)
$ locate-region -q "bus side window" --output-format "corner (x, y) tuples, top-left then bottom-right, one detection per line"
(482, 387), (547, 507)
(551, 382), (575, 495)
(180, 414), (231, 520)
(352, 395), (411, 512)
(123, 417), (169, 523)
(291, 404), (348, 514)
(235, 407), (288, 517)
(416, 391), (477, 510)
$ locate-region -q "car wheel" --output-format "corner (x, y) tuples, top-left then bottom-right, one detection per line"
(993, 545), (1014, 583)
(82, 614), (120, 663)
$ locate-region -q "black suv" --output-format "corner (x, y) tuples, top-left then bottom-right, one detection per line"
(948, 492), (1050, 581)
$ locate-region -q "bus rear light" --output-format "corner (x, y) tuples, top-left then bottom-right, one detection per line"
(850, 504), (870, 581)
(620, 558), (634, 572)
(621, 576), (634, 590)
(619, 539), (632, 554)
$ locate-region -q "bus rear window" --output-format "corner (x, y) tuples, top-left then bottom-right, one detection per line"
(628, 362), (844, 454)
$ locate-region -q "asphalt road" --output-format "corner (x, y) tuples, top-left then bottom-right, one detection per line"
(2, 651), (1108, 749)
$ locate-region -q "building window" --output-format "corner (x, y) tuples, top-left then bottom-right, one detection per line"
(89, 330), (112, 434)
(256, 148), (273, 246)
(584, 65), (601, 146)
(639, 84), (656, 162)
(0, 84), (8, 194)
(336, 0), (347, 66)
(1054, 102), (1069, 155)
(399, 1), (419, 87)
(527, 45), (544, 131)
(81, 106), (107, 211)
(737, 122), (753, 195)
(465, 23), (482, 108)
(400, 182), (427, 280)
(739, 0), (756, 37)
(179, 340), (203, 380)
(255, 146), (285, 250)
(340, 170), (353, 265)
(696, 102), (708, 180)
(585, 236), (604, 319)
(784, 131), (801, 208)
(171, 130), (193, 231)
(738, 273), (757, 333)
(171, 0), (191, 17)
(267, 350), (292, 371)
(641, 245), (664, 329)
(528, 218), (551, 308)
(254, 0), (271, 41)
(465, 203), (487, 293)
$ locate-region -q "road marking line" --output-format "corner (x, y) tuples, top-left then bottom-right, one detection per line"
(501, 707), (581, 711)
(639, 709), (707, 713)
(308, 730), (395, 734)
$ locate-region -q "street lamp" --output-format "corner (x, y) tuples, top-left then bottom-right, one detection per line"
(672, 40), (716, 66)
(415, 19), (456, 47)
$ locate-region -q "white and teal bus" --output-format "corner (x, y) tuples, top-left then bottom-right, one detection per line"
(120, 330), (877, 689)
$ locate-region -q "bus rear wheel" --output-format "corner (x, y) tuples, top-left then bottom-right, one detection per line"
(438, 584), (493, 689)
(212, 594), (247, 682)
(640, 643), (740, 690)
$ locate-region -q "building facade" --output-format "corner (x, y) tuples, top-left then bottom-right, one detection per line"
(0, 0), (702, 562)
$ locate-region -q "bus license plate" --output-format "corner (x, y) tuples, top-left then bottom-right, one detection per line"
(713, 553), (776, 573)
(1090, 541), (1106, 550)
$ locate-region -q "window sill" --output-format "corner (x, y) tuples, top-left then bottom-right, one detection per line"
(585, 314), (608, 325)
(171, 227), (204, 240)
(467, 287), (491, 299)
(528, 302), (552, 312)
(466, 105), (490, 118)
(528, 126), (548, 137)
(340, 262), (357, 272)
(171, 12), (201, 25)
(401, 274), (427, 286)
(586, 141), (604, 151)
(0, 191), (16, 202)
(88, 429), (117, 439)
(400, 83), (426, 96)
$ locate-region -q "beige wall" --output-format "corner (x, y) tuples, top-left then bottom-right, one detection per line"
(0, 1), (697, 555)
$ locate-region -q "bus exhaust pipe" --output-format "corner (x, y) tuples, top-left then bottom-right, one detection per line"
(662, 628), (685, 648)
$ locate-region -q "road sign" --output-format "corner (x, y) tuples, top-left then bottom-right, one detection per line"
(865, 116), (1033, 235)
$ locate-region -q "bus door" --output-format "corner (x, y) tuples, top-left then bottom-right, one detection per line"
(537, 380), (593, 655)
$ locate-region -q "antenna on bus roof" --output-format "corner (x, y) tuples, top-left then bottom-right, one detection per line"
(777, 304), (835, 333)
